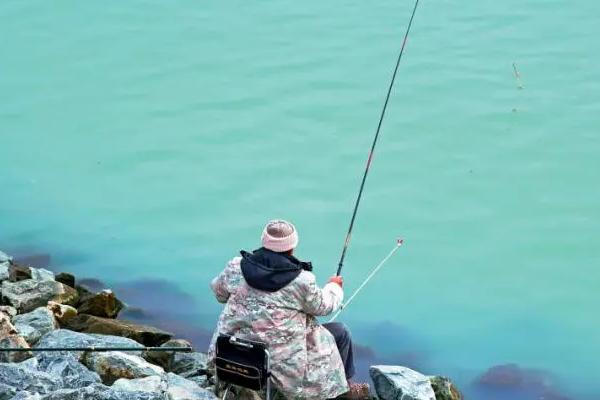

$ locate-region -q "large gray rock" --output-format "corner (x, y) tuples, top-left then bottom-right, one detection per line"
(36, 383), (164, 400)
(171, 352), (209, 378)
(0, 383), (17, 399)
(13, 307), (58, 345)
(82, 351), (164, 384)
(0, 251), (11, 263)
(1, 279), (79, 313)
(112, 373), (218, 400)
(35, 329), (143, 359)
(37, 353), (102, 389)
(143, 339), (192, 370)
(370, 365), (436, 400)
(30, 268), (55, 281)
(77, 289), (124, 318)
(9, 392), (41, 400)
(429, 376), (463, 400)
(0, 358), (59, 394)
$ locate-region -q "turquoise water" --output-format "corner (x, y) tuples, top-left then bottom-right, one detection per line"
(1, 0), (599, 398)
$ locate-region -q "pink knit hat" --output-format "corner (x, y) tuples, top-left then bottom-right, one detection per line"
(261, 220), (299, 252)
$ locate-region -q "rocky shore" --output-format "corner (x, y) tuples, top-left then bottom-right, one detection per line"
(0, 248), (473, 400)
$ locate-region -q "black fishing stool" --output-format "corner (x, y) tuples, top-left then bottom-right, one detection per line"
(215, 334), (273, 400)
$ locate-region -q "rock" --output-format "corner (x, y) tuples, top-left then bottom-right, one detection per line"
(474, 364), (570, 400)
(171, 351), (209, 378)
(1, 279), (79, 313)
(35, 329), (143, 360)
(370, 365), (436, 400)
(0, 358), (58, 394)
(47, 301), (78, 323)
(429, 376), (463, 400)
(30, 268), (55, 281)
(144, 338), (192, 370)
(112, 373), (218, 400)
(0, 383), (17, 399)
(13, 307), (58, 345)
(189, 375), (209, 388)
(0, 306), (17, 319)
(0, 262), (9, 282)
(63, 314), (172, 346)
(8, 263), (32, 282)
(0, 312), (17, 338)
(55, 272), (75, 288)
(10, 392), (42, 400)
(0, 250), (11, 263)
(37, 383), (165, 400)
(82, 351), (164, 384)
(77, 289), (124, 318)
(37, 354), (102, 389)
(0, 335), (32, 362)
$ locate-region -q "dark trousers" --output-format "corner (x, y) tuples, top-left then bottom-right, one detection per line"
(323, 322), (355, 380)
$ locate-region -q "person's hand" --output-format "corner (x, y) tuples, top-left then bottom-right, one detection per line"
(328, 276), (343, 287)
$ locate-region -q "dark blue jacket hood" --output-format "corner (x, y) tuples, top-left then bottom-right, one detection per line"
(240, 247), (312, 292)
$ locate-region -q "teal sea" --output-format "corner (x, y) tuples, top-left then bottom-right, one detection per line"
(1, 1), (599, 398)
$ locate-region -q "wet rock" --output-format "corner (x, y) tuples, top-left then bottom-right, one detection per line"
(0, 334), (32, 362)
(63, 314), (172, 346)
(82, 351), (164, 385)
(112, 373), (218, 400)
(8, 263), (32, 282)
(429, 376), (463, 400)
(30, 268), (55, 281)
(370, 365), (436, 400)
(47, 301), (78, 323)
(77, 289), (124, 318)
(0, 306), (17, 319)
(0, 358), (58, 394)
(171, 351), (209, 378)
(37, 354), (101, 389)
(144, 338), (192, 370)
(55, 272), (75, 288)
(35, 329), (143, 360)
(13, 307), (58, 345)
(1, 279), (79, 313)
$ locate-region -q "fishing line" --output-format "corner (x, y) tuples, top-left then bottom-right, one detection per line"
(337, 0), (421, 276)
(329, 239), (404, 322)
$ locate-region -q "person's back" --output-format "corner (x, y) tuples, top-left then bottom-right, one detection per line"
(208, 220), (369, 400)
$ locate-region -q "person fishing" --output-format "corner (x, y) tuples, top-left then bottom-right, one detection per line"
(208, 219), (370, 400)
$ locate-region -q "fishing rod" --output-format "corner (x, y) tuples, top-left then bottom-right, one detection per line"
(330, 239), (404, 322)
(337, 0), (421, 276)
(0, 346), (193, 353)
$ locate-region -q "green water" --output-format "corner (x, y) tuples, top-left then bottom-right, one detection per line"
(1, 1), (599, 397)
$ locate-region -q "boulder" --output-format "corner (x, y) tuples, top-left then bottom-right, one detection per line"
(0, 261), (9, 281)
(0, 250), (11, 263)
(55, 272), (75, 288)
(77, 289), (123, 318)
(188, 375), (209, 388)
(0, 312), (17, 338)
(30, 268), (55, 281)
(171, 351), (209, 378)
(430, 376), (463, 400)
(35, 329), (143, 360)
(1, 279), (79, 313)
(37, 353), (102, 389)
(112, 373), (218, 400)
(82, 351), (164, 384)
(0, 334), (32, 362)
(47, 301), (78, 323)
(63, 314), (172, 346)
(10, 393), (42, 400)
(370, 365), (436, 400)
(0, 305), (17, 319)
(0, 383), (17, 400)
(8, 263), (32, 282)
(144, 338), (192, 370)
(36, 383), (164, 400)
(13, 307), (58, 345)
(0, 358), (58, 394)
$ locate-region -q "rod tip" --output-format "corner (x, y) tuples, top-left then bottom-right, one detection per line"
(397, 238), (404, 246)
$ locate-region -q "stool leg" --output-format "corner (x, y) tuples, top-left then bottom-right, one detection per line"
(221, 384), (232, 400)
(266, 379), (272, 400)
